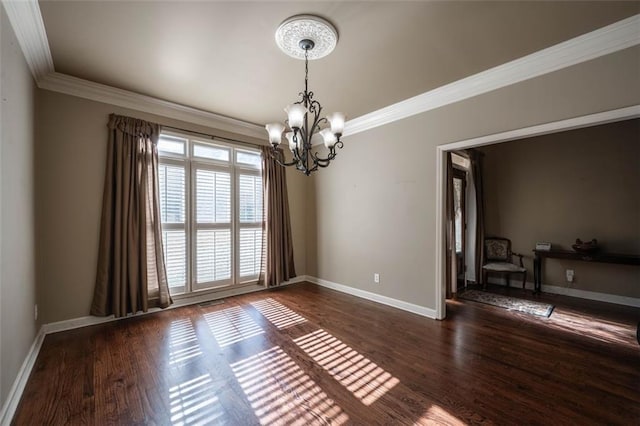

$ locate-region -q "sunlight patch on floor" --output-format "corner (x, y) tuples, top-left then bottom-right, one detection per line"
(203, 306), (265, 347)
(231, 346), (348, 425)
(250, 298), (308, 329)
(547, 309), (639, 348)
(169, 319), (202, 365)
(415, 404), (466, 425)
(169, 374), (225, 425)
(294, 329), (399, 406)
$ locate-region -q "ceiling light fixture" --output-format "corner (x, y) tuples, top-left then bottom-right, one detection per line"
(265, 15), (345, 176)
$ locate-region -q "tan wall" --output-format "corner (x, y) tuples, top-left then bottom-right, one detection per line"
(308, 46), (640, 311)
(35, 89), (309, 324)
(480, 119), (640, 297)
(0, 6), (38, 406)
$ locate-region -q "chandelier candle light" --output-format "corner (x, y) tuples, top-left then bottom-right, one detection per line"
(265, 15), (345, 175)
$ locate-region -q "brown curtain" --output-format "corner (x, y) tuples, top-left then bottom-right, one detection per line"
(468, 149), (485, 285)
(260, 146), (296, 287)
(445, 152), (457, 298)
(91, 114), (172, 317)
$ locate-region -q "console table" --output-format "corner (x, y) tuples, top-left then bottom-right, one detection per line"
(532, 249), (640, 293)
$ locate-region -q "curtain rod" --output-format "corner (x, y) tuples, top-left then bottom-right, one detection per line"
(161, 124), (264, 149)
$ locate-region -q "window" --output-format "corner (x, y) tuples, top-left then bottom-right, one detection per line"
(158, 132), (263, 295)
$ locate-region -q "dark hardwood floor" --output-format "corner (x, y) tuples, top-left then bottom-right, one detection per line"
(13, 282), (640, 425)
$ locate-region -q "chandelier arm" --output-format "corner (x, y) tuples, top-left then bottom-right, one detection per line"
(277, 157), (300, 167)
(307, 162), (319, 174)
(269, 146), (299, 167)
(307, 101), (324, 140)
(307, 96), (321, 115)
(313, 116), (328, 130)
(292, 127), (308, 163)
(309, 149), (335, 165)
(310, 137), (343, 163)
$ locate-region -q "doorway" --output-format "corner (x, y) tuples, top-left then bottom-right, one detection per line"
(434, 106), (638, 320)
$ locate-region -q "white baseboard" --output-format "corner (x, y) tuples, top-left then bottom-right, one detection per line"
(540, 284), (640, 308)
(0, 327), (45, 426)
(43, 276), (307, 335)
(486, 278), (640, 308)
(306, 276), (438, 319)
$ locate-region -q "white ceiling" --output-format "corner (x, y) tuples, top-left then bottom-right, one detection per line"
(38, 1), (639, 126)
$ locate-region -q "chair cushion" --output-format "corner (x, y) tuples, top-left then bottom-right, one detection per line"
(482, 262), (526, 273)
(485, 239), (509, 261)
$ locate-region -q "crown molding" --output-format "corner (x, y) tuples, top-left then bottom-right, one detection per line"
(1, 0), (54, 81)
(344, 14), (640, 137)
(39, 72), (265, 139)
(439, 105), (640, 152)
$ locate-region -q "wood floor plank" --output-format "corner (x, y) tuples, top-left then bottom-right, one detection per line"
(12, 282), (640, 425)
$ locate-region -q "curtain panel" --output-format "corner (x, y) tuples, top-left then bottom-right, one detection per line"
(260, 146), (296, 287)
(91, 114), (172, 317)
(468, 149), (486, 285)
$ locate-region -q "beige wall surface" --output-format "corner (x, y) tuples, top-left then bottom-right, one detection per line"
(308, 46), (640, 311)
(35, 90), (309, 324)
(480, 119), (640, 298)
(0, 6), (38, 407)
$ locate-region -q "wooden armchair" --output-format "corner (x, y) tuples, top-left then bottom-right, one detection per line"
(482, 237), (527, 290)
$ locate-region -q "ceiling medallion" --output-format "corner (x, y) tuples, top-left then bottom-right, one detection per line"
(266, 14), (345, 175)
(275, 14), (338, 60)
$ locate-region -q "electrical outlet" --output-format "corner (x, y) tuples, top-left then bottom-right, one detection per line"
(566, 269), (575, 283)
(374, 273), (380, 284)
(34, 304), (38, 321)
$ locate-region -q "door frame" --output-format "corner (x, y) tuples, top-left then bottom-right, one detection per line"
(433, 105), (640, 320)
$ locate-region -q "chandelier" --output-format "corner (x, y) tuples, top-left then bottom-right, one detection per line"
(265, 15), (345, 176)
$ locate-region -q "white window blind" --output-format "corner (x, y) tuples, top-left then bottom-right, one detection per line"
(159, 164), (185, 223)
(237, 173), (263, 279)
(162, 230), (186, 288)
(196, 169), (231, 223)
(196, 229), (231, 283)
(239, 174), (262, 223)
(158, 133), (262, 295)
(159, 162), (187, 292)
(239, 228), (262, 277)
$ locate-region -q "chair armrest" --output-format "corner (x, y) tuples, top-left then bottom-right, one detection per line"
(512, 252), (524, 267)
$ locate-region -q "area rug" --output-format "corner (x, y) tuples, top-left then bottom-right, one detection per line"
(459, 290), (554, 318)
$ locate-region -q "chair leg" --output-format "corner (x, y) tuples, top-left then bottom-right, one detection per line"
(482, 270), (487, 290)
(506, 273), (510, 288)
(522, 271), (527, 290)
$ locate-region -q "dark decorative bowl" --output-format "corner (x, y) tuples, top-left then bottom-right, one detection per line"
(572, 238), (599, 254)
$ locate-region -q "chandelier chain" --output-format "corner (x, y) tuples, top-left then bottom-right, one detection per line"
(304, 49), (309, 101)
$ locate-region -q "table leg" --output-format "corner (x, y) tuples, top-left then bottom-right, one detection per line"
(533, 255), (542, 293)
